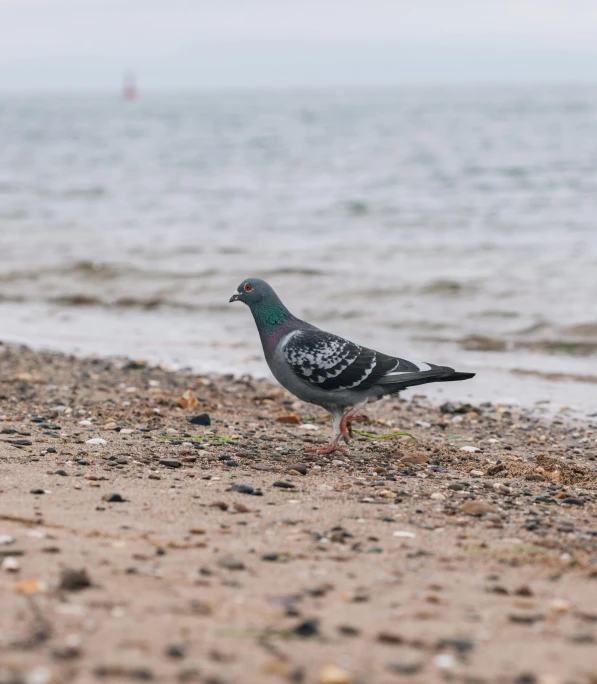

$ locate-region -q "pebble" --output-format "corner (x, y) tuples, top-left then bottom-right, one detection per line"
(434, 653), (456, 669)
(102, 493), (126, 502)
(1, 556), (20, 572)
(387, 662), (422, 675)
(273, 480), (296, 489)
(293, 619), (319, 637)
(318, 664), (352, 684)
(430, 492), (446, 501)
(86, 438), (107, 446)
(393, 531), (416, 538)
(549, 599), (571, 613)
(561, 497), (584, 506)
(0, 535), (15, 545)
(461, 500), (498, 516)
(59, 568), (92, 591)
(276, 414), (301, 425)
(460, 446), (481, 453)
(159, 459), (182, 468)
(217, 556), (245, 571)
(165, 643), (187, 658)
(54, 469), (68, 477)
(227, 483), (262, 496)
(189, 413), (211, 426)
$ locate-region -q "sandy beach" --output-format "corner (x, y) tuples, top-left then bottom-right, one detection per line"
(1, 342), (596, 684)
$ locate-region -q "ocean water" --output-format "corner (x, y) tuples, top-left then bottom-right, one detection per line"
(1, 88), (596, 412)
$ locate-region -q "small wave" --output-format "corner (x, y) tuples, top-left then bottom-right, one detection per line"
(262, 267), (324, 277)
(420, 280), (476, 296)
(48, 294), (197, 312)
(512, 369), (597, 384)
(459, 335), (508, 352)
(516, 340), (597, 357)
(62, 187), (107, 199)
(0, 261), (219, 284)
(344, 200), (368, 216)
(474, 309), (520, 319)
(561, 322), (597, 338)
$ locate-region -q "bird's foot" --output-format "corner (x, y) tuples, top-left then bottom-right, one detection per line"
(340, 413), (366, 441)
(306, 443), (349, 455)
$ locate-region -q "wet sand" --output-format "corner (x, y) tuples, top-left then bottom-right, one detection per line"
(1, 343), (596, 684)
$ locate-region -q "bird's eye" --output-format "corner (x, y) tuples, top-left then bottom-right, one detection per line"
(244, 283), (252, 292)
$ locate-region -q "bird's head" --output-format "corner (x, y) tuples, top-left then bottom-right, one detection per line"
(229, 278), (277, 308)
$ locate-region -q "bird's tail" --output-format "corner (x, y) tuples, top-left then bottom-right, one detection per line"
(441, 372), (476, 382)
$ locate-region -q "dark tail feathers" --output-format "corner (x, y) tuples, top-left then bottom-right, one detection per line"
(443, 372), (476, 382)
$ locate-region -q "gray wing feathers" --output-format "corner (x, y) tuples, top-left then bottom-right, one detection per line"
(283, 329), (455, 394)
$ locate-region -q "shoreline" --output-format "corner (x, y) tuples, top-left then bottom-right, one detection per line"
(1, 328), (597, 422)
(1, 344), (597, 683)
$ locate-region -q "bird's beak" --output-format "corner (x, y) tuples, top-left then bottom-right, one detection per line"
(229, 292), (241, 303)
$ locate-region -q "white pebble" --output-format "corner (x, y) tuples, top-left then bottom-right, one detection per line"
(415, 420), (431, 428)
(430, 492), (446, 501)
(460, 446), (480, 453)
(26, 666), (53, 684)
(86, 438), (107, 445)
(434, 653), (456, 669)
(0, 535), (15, 545)
(393, 531), (416, 538)
(2, 556), (21, 572)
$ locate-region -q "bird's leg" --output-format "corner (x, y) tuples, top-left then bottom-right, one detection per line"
(339, 401), (368, 441)
(306, 408), (348, 455)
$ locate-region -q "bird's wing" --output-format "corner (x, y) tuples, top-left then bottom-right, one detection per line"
(282, 329), (448, 393)
(282, 329), (464, 393)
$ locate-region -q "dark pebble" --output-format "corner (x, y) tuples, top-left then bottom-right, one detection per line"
(102, 493), (126, 502)
(515, 676), (537, 684)
(77, 459), (89, 466)
(286, 465), (308, 475)
(293, 619), (319, 638)
(59, 567), (92, 591)
(561, 497), (584, 506)
(273, 480), (296, 489)
(46, 447), (57, 454)
(189, 413), (211, 426)
(54, 470), (68, 477)
(386, 662), (422, 675)
(568, 633), (595, 644)
(509, 613), (544, 624)
(218, 455), (231, 461)
(165, 643), (187, 658)
(535, 496), (555, 504)
(227, 484), (254, 495)
(30, 488), (45, 495)
(438, 637), (475, 654)
(262, 553), (279, 562)
(159, 459), (182, 468)
(225, 461), (239, 467)
(337, 624), (360, 637)
(8, 439), (32, 446)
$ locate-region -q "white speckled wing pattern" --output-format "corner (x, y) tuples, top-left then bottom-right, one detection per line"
(282, 329), (447, 393)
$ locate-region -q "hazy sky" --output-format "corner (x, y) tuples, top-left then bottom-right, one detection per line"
(1, 0), (596, 90)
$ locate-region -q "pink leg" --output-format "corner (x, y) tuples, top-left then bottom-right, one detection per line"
(306, 441), (348, 455)
(339, 407), (366, 441)
(305, 409), (349, 455)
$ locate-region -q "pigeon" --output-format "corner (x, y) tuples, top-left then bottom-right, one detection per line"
(230, 278), (475, 454)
